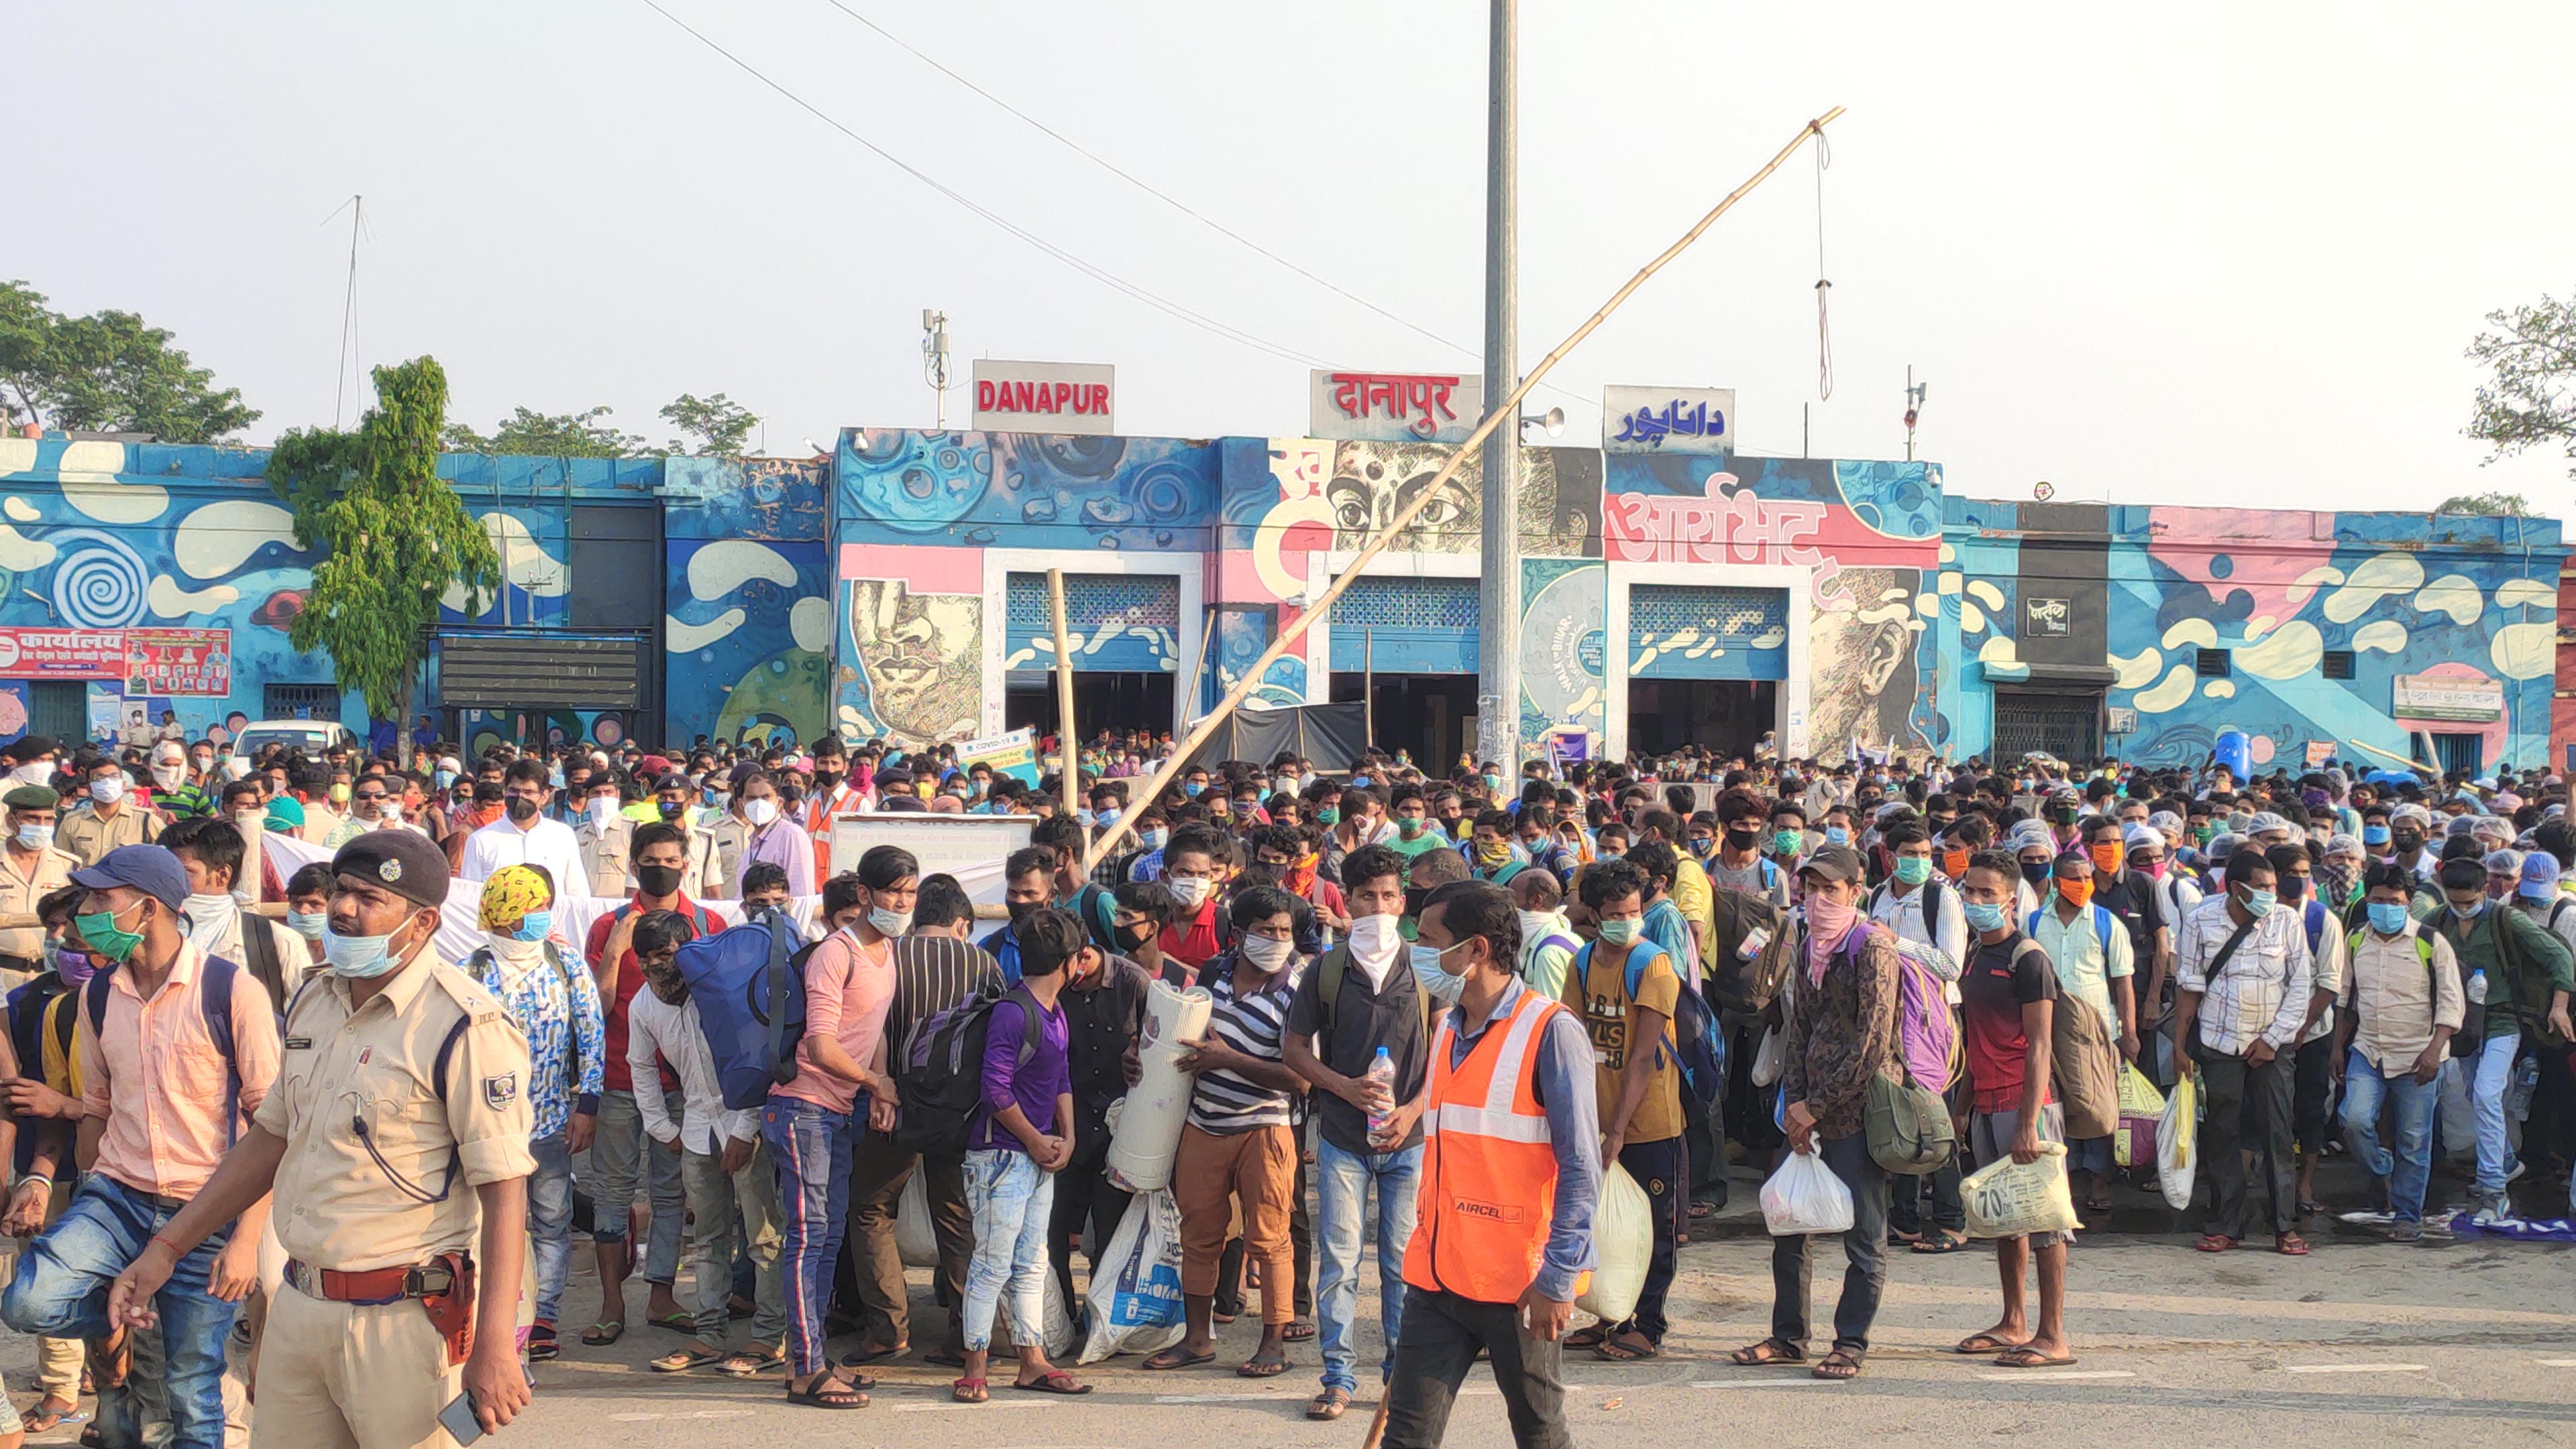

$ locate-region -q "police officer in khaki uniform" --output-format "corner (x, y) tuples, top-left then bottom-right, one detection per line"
(104, 830), (537, 1448)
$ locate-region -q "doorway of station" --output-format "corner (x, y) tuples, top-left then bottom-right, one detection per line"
(1332, 672), (1480, 767)
(1625, 679), (1776, 760)
(1004, 671), (1175, 741)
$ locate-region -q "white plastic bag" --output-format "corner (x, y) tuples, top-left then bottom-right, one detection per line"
(895, 1165), (936, 1268)
(1574, 1165), (1650, 1322)
(1759, 1149), (1855, 1236)
(2158, 1068), (2198, 1211)
(1961, 1142), (2079, 1238)
(1078, 1187), (1187, 1364)
(1750, 1026), (1786, 1088)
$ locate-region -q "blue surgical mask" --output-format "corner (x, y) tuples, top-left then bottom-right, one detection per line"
(15, 824), (46, 851)
(508, 910), (553, 943)
(2452, 896), (2486, 920)
(434, 769), (458, 790)
(2363, 824), (2391, 846)
(323, 913), (417, 978)
(1964, 900), (2009, 932)
(1141, 827), (1169, 851)
(286, 909), (329, 941)
(1183, 782), (1204, 797)
(2239, 887), (2277, 920)
(1409, 941), (1464, 1003)
(1099, 807), (1122, 828)
(2367, 901), (2409, 936)
(1824, 826), (1851, 847)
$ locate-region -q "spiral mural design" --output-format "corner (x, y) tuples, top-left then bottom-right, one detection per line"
(46, 529), (149, 629)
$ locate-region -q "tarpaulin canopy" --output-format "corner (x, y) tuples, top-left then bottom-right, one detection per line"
(1174, 702), (1369, 777)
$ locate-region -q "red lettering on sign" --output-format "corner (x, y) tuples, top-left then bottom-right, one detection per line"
(1092, 384), (1110, 415)
(976, 380), (996, 409)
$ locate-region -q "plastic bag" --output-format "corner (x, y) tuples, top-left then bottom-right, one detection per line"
(2158, 1068), (2198, 1210)
(1078, 1187), (1187, 1364)
(1750, 1026), (1786, 1088)
(896, 1165), (936, 1268)
(2112, 1063), (2165, 1170)
(1962, 1142), (2079, 1238)
(1575, 1165), (1650, 1322)
(1760, 1150), (1855, 1236)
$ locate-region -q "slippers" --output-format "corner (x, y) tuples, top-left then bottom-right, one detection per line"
(1992, 1346), (2078, 1369)
(923, 1348), (969, 1370)
(1953, 1333), (2025, 1356)
(24, 1399), (83, 1434)
(2193, 1234), (2237, 1254)
(525, 1324), (561, 1362)
(719, 1347), (786, 1378)
(1012, 1370), (1093, 1395)
(1143, 1348), (1216, 1371)
(647, 1311), (696, 1332)
(580, 1319), (626, 1346)
(2275, 1232), (2310, 1256)
(1563, 1324), (1613, 1350)
(1730, 1338), (1805, 1366)
(1308, 1389), (1351, 1421)
(840, 1341), (908, 1366)
(788, 1374), (868, 1409)
(651, 1344), (729, 1374)
(1911, 1230), (1970, 1254)
(950, 1377), (987, 1405)
(1283, 1321), (1317, 1342)
(1239, 1354), (1291, 1379)
(1597, 1330), (1659, 1362)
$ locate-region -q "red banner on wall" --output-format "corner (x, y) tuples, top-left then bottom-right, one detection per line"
(123, 629), (232, 696)
(0, 627), (127, 679)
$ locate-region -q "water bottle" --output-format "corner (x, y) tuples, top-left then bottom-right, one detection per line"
(2508, 1057), (2541, 1121)
(1364, 1046), (1397, 1138)
(2467, 969), (2489, 1006)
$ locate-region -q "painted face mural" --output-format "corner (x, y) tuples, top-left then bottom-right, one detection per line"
(843, 578), (981, 747)
(1807, 568), (1923, 756)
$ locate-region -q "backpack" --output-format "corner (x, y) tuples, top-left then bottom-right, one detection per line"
(672, 910), (817, 1111)
(1576, 939), (1727, 1108)
(239, 916), (289, 1021)
(2031, 936), (2122, 1139)
(2350, 924), (2476, 1057)
(1864, 922), (1960, 1095)
(1313, 944), (1429, 1040)
(1706, 888), (1792, 1014)
(86, 955), (250, 1146)
(1859, 928), (1958, 1173)
(894, 981), (1046, 1156)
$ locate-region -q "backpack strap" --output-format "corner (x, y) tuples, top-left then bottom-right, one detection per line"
(83, 969), (113, 1039)
(2092, 904), (2115, 962)
(762, 910), (797, 1087)
(199, 957), (243, 1148)
(241, 915), (287, 1019)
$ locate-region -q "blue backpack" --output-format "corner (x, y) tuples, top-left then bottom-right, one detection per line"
(2023, 905), (2116, 963)
(674, 910), (814, 1111)
(1574, 939), (1726, 1107)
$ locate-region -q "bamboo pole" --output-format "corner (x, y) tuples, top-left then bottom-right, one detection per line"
(1358, 1393), (1393, 1449)
(1081, 105), (1848, 872)
(1048, 568), (1081, 815)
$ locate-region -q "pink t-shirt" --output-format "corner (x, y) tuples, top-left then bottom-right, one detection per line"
(774, 928), (896, 1114)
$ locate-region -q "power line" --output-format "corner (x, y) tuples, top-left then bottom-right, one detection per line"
(639, 0), (1344, 374)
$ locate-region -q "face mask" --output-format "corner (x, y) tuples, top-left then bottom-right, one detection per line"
(76, 900), (148, 963)
(1964, 900), (2010, 932)
(191, 755), (213, 774)
(2192, 824), (2214, 845)
(2139, 858), (2168, 879)
(1597, 916), (1641, 947)
(744, 798), (780, 827)
(324, 912), (417, 978)
(1007, 900), (1040, 928)
(1409, 941), (1465, 1003)
(1823, 826), (1850, 847)
(287, 909), (329, 941)
(2449, 895), (2485, 920)
(1140, 827), (1169, 851)
(152, 763), (184, 790)
(1397, 816), (1425, 839)
(1316, 807), (1340, 826)
(1689, 838), (1716, 859)
(1597, 848), (1623, 863)
(433, 769), (458, 790)
(1772, 830), (1803, 855)
(2277, 875), (2308, 904)
(1941, 847), (1970, 879)
(505, 796), (541, 824)
(1098, 807), (1122, 828)
(588, 798), (617, 827)
(2363, 824), (2391, 847)
(1167, 875), (1211, 908)
(14, 824), (46, 851)
(1894, 856), (1931, 886)
(2238, 886), (2277, 919)
(2090, 843), (2123, 875)
(49, 942), (97, 987)
(866, 906), (912, 938)
(329, 783), (352, 806)
(507, 909), (553, 943)
(2367, 900), (2410, 935)
(1183, 782), (1204, 798)
(706, 790), (729, 810)
(635, 862), (684, 898)
(2020, 860), (2051, 886)
(2057, 877), (2094, 908)
(1348, 913), (1403, 967)
(1116, 920), (1157, 952)
(1242, 934), (1293, 971)
(90, 777), (125, 806)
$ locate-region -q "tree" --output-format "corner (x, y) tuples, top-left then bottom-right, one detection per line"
(0, 280), (258, 442)
(2467, 292), (2576, 480)
(2435, 491), (2533, 517)
(269, 357), (500, 769)
(659, 392), (757, 455)
(442, 405), (641, 457)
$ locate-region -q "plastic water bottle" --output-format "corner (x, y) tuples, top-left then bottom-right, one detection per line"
(2508, 1057), (2541, 1121)
(1364, 1047), (1397, 1138)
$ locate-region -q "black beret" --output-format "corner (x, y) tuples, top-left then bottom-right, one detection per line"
(331, 830), (451, 909)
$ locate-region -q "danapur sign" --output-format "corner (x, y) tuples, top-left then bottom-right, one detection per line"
(971, 360), (1115, 435)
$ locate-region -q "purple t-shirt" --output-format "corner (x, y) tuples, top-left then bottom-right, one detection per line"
(973, 994), (1071, 1152)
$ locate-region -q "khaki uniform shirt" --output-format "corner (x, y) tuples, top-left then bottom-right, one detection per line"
(708, 815), (751, 901)
(54, 804), (159, 869)
(257, 949), (537, 1273)
(0, 843), (74, 961)
(680, 824), (724, 903)
(576, 815), (633, 898)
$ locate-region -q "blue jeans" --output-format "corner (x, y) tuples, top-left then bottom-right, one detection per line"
(529, 1130), (575, 1326)
(762, 1095), (853, 1376)
(1, 1175), (236, 1449)
(1314, 1138), (1421, 1394)
(962, 1148), (1055, 1354)
(2465, 1028), (2520, 1196)
(2341, 1051), (2438, 1222)
(593, 1087), (686, 1283)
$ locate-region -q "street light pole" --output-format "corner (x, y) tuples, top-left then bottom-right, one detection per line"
(1474, 0), (1521, 771)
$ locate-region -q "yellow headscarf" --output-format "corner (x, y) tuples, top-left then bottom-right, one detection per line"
(479, 865), (553, 933)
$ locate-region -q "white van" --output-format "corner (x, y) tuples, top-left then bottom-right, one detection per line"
(227, 720), (359, 764)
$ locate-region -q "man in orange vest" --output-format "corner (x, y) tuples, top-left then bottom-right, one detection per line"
(1383, 880), (1600, 1449)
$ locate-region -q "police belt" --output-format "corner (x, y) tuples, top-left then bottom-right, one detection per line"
(283, 1257), (456, 1305)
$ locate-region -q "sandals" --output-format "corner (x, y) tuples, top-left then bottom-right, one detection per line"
(1239, 1352), (1291, 1379)
(1992, 1346), (2078, 1369)
(1730, 1338), (1805, 1366)
(24, 1397), (82, 1434)
(651, 1342), (729, 1374)
(580, 1318), (626, 1346)
(840, 1340), (908, 1366)
(1308, 1389), (1351, 1421)
(788, 1373), (869, 1409)
(1597, 1330), (1659, 1362)
(1953, 1332), (2024, 1356)
(719, 1346), (786, 1378)
(1143, 1346), (1216, 1371)
(2192, 1234), (2237, 1254)
(1012, 1370), (1093, 1395)
(1564, 1323), (1613, 1350)
(951, 1377), (987, 1405)
(1812, 1348), (1862, 1381)
(1283, 1320), (1317, 1342)
(647, 1311), (696, 1332)
(2275, 1232), (2310, 1256)
(1911, 1229), (1970, 1254)
(525, 1323), (561, 1362)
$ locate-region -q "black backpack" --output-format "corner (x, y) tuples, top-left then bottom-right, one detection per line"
(894, 981), (1045, 1155)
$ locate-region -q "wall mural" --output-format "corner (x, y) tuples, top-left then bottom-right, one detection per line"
(837, 428), (1220, 553)
(665, 539), (832, 749)
(835, 543), (984, 749)
(1519, 558), (1606, 745)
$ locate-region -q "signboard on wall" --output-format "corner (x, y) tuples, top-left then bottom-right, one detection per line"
(828, 813), (1032, 906)
(123, 629), (231, 696)
(2394, 673), (2504, 723)
(971, 360), (1115, 435)
(1602, 385), (1733, 455)
(955, 727), (1042, 788)
(0, 628), (125, 679)
(2021, 597), (2071, 638)
(2305, 741), (2337, 767)
(1309, 370), (1483, 443)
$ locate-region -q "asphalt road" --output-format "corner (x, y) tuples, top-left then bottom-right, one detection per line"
(14, 1186), (2575, 1449)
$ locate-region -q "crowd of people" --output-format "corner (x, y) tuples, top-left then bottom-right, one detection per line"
(0, 720), (2567, 1448)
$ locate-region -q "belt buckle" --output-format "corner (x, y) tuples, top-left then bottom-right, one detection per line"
(404, 1263), (453, 1297)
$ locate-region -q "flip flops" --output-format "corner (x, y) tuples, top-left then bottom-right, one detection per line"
(1992, 1346), (2078, 1369)
(1012, 1371), (1093, 1395)
(580, 1319), (625, 1346)
(1143, 1347), (1216, 1371)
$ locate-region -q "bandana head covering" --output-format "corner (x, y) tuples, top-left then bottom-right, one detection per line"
(480, 865), (553, 932)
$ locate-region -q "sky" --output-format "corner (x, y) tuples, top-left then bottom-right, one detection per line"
(9, 1), (2574, 513)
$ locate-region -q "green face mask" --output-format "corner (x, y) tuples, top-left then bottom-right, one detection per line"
(1772, 829), (1803, 856)
(1894, 856), (1933, 885)
(75, 901), (146, 965)
(1598, 916), (1642, 946)
(1316, 808), (1340, 826)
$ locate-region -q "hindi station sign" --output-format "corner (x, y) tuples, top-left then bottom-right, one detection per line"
(1602, 385), (1733, 455)
(1309, 370), (1483, 444)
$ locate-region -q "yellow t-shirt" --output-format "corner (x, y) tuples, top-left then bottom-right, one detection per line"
(1567, 942), (1685, 1144)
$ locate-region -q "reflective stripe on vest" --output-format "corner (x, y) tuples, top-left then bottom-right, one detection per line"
(1403, 987), (1578, 1304)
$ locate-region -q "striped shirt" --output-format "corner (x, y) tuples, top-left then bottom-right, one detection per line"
(1186, 953), (1299, 1134)
(888, 933), (1006, 1063)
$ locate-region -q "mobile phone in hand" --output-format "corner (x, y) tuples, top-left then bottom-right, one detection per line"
(438, 1391), (484, 1448)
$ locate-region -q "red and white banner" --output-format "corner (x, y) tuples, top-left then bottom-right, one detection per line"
(124, 628), (232, 696)
(0, 627), (127, 679)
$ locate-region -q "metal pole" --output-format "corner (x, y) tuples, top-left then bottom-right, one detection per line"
(1364, 628), (1376, 749)
(1474, 0), (1521, 774)
(1047, 568), (1079, 815)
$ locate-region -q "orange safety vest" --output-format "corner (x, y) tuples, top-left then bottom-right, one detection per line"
(798, 782), (858, 889)
(1402, 985), (1587, 1305)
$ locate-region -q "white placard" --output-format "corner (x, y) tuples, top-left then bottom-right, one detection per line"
(971, 359), (1115, 435)
(830, 812), (1035, 904)
(1309, 370), (1483, 443)
(1602, 385), (1734, 455)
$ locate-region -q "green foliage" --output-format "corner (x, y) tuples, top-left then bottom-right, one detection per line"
(443, 405), (641, 458)
(268, 358), (500, 733)
(2467, 293), (2576, 480)
(659, 392), (757, 455)
(0, 280), (258, 442)
(2434, 491), (2532, 517)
